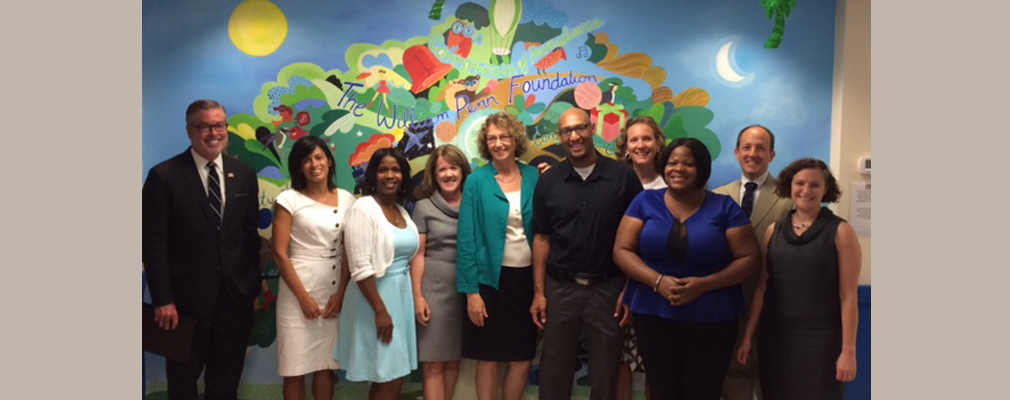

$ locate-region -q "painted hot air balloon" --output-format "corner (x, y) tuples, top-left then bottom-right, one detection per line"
(488, 0), (522, 57)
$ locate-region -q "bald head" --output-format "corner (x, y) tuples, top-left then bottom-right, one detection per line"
(560, 107), (590, 122)
(557, 108), (596, 167)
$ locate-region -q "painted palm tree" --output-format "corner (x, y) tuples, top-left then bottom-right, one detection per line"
(428, 0), (446, 20)
(488, 0), (522, 61)
(761, 0), (797, 48)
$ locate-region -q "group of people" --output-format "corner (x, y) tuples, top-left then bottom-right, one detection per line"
(143, 99), (861, 400)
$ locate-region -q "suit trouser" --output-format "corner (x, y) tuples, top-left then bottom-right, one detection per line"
(634, 313), (738, 400)
(722, 316), (762, 400)
(166, 279), (254, 400)
(723, 275), (762, 400)
(538, 274), (623, 400)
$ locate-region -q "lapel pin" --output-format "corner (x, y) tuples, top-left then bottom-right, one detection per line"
(228, 172), (234, 178)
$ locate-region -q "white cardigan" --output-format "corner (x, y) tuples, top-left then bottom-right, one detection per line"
(343, 195), (419, 282)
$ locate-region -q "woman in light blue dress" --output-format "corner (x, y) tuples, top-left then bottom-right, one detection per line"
(336, 148), (419, 399)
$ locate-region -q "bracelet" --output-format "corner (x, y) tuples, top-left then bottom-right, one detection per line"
(652, 274), (664, 292)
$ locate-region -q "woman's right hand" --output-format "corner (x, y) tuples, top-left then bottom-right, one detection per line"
(375, 310), (394, 344)
(414, 295), (431, 326)
(737, 336), (753, 365)
(297, 294), (322, 319)
(467, 293), (489, 327)
(656, 275), (678, 304)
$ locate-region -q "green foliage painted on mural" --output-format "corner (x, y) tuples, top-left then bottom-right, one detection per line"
(664, 106), (721, 159)
(228, 136), (278, 172)
(761, 0), (797, 48)
(505, 93), (547, 125)
(428, 0), (446, 20)
(388, 87), (418, 109)
(309, 109), (353, 137)
(513, 22), (563, 46)
(584, 33), (609, 64)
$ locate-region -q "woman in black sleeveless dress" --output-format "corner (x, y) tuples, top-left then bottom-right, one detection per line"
(736, 158), (862, 400)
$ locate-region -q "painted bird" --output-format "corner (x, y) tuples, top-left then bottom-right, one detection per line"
(600, 83), (619, 106)
(444, 19), (477, 58)
(535, 47), (567, 74)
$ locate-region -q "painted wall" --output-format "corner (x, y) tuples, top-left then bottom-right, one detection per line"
(143, 0), (843, 394)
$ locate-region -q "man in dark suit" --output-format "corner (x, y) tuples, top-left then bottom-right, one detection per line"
(143, 99), (262, 400)
(714, 125), (793, 400)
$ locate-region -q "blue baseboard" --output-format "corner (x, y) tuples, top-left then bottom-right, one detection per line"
(846, 285), (870, 400)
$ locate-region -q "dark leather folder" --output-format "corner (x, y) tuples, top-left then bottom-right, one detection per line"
(142, 303), (197, 363)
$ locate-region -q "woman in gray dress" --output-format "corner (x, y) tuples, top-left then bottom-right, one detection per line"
(410, 144), (472, 400)
(737, 158), (862, 399)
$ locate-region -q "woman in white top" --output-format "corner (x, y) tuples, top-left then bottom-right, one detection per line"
(612, 116), (669, 400)
(336, 147), (420, 400)
(272, 136), (354, 400)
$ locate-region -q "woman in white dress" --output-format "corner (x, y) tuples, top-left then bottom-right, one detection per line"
(272, 136), (354, 400)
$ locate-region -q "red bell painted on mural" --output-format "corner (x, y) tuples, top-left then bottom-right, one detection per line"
(403, 45), (454, 94)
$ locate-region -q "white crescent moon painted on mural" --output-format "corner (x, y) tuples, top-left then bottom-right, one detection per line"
(716, 41), (746, 82)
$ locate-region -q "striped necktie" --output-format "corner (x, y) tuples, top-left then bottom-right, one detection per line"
(206, 161), (222, 230)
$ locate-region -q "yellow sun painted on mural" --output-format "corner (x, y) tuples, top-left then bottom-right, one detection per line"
(228, 0), (288, 57)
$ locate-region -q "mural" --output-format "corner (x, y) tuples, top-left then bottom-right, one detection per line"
(143, 0), (838, 396)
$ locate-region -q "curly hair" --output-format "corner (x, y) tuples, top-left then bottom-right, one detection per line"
(614, 116), (667, 167)
(419, 144), (472, 199)
(477, 112), (529, 161)
(362, 147), (413, 204)
(774, 158), (841, 203)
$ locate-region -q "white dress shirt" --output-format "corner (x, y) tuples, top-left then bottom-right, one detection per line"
(191, 149), (226, 211)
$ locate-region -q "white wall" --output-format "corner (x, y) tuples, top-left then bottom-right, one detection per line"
(831, 0), (871, 285)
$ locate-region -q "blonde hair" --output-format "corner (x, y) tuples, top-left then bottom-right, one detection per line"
(614, 116), (666, 167)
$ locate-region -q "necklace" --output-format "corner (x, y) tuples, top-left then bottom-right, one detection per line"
(377, 199), (404, 226)
(386, 208), (404, 226)
(791, 214), (812, 230)
(496, 172), (517, 184)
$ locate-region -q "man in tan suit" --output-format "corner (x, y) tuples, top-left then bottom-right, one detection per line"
(714, 125), (793, 400)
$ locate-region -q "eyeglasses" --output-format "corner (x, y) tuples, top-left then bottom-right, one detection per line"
(486, 135), (513, 144)
(190, 123), (229, 133)
(558, 123), (591, 137)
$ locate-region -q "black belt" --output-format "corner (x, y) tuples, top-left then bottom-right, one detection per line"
(547, 268), (613, 286)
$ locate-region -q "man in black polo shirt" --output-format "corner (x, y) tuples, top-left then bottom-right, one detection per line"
(531, 108), (643, 400)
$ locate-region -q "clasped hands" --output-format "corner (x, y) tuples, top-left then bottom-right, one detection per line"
(297, 292), (343, 320)
(656, 275), (708, 306)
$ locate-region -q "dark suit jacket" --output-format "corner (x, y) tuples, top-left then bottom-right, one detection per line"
(142, 149), (261, 318)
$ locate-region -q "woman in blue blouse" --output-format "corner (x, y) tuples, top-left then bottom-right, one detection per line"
(456, 112), (539, 400)
(613, 138), (760, 400)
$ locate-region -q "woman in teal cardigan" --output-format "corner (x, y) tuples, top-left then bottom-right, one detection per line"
(456, 112), (539, 400)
